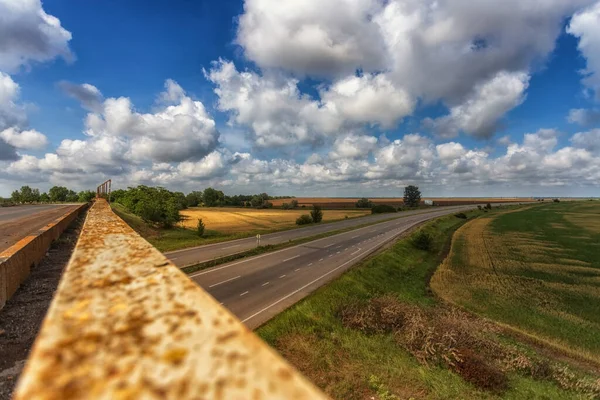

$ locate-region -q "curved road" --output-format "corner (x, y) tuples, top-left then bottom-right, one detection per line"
(188, 204), (494, 328)
(166, 205), (476, 267)
(0, 204), (80, 252)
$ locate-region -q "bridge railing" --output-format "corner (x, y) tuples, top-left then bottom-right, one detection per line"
(13, 198), (329, 399)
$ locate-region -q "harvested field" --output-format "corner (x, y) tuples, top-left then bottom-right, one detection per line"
(432, 201), (600, 363)
(269, 197), (537, 209)
(179, 207), (370, 234)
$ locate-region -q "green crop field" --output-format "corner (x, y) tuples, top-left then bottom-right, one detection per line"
(432, 201), (600, 364)
(258, 206), (599, 399)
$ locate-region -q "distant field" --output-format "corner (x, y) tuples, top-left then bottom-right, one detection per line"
(180, 207), (370, 234)
(432, 201), (600, 363)
(270, 197), (537, 208)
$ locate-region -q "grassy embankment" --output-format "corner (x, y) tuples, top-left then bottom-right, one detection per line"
(257, 205), (599, 399)
(111, 203), (369, 252)
(432, 201), (600, 364)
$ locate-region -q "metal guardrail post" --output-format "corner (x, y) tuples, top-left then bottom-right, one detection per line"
(13, 199), (329, 400)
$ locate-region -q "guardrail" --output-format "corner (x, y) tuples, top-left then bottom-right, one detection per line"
(0, 204), (86, 310)
(13, 199), (329, 400)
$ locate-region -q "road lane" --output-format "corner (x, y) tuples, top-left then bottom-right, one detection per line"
(0, 204), (81, 252)
(166, 205), (478, 267)
(189, 205), (482, 328)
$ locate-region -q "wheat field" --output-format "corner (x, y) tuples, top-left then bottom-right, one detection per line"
(179, 207), (371, 234)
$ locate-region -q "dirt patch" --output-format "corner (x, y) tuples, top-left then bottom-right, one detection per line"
(0, 211), (86, 400)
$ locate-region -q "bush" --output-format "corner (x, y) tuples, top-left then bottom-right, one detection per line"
(452, 349), (508, 393)
(371, 204), (397, 214)
(310, 205), (323, 223)
(290, 199), (299, 208)
(412, 231), (433, 251)
(296, 214), (313, 225)
(477, 205), (482, 210)
(282, 203), (290, 210)
(454, 212), (467, 219)
(356, 197), (372, 208)
(553, 198), (560, 203)
(485, 203), (492, 210)
(196, 218), (205, 237)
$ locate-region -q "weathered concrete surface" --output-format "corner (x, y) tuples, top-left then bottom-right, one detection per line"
(13, 199), (329, 400)
(0, 204), (86, 310)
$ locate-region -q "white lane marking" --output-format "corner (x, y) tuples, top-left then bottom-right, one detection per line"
(335, 245), (342, 249)
(323, 243), (334, 248)
(240, 291), (249, 296)
(279, 275), (286, 278)
(209, 275), (241, 288)
(223, 244), (241, 249)
(344, 248), (348, 251)
(283, 255), (300, 262)
(170, 257), (178, 260)
(190, 207), (473, 277)
(295, 268), (300, 272)
(262, 282), (270, 286)
(336, 251), (340, 254)
(328, 254), (333, 258)
(242, 241), (384, 324)
(308, 263), (313, 266)
(351, 235), (359, 239)
(319, 258), (323, 261)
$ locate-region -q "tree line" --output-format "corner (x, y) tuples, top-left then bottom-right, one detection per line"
(7, 185), (95, 204)
(110, 186), (295, 228)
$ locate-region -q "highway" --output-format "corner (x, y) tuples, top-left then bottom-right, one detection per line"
(0, 204), (80, 252)
(166, 205), (476, 267)
(188, 205), (481, 329)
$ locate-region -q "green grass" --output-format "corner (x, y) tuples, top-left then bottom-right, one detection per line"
(436, 201), (600, 362)
(257, 208), (581, 399)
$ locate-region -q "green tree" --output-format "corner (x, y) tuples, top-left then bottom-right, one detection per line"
(356, 198), (372, 208)
(65, 190), (78, 202)
(186, 191), (203, 207)
(290, 199), (299, 208)
(403, 185), (421, 208)
(121, 185), (182, 228)
(40, 192), (50, 203)
(310, 205), (323, 223)
(173, 191), (188, 210)
(110, 189), (127, 203)
(250, 195), (263, 208)
(196, 218), (205, 237)
(19, 186), (35, 203)
(203, 187), (224, 207)
(78, 190), (96, 203)
(49, 186), (69, 202)
(11, 190), (21, 203)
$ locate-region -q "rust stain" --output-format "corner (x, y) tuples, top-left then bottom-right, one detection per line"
(12, 199), (330, 400)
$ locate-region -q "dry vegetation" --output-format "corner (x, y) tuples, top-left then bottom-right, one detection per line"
(432, 201), (600, 365)
(179, 207), (370, 233)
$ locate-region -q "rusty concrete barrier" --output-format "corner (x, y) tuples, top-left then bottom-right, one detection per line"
(13, 199), (329, 400)
(0, 204), (87, 310)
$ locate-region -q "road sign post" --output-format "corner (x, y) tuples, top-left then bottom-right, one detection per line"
(256, 234), (261, 247)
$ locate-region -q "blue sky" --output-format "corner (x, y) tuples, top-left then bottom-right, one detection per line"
(1, 0), (600, 197)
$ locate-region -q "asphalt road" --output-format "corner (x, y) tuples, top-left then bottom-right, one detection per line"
(0, 204), (80, 252)
(189, 204), (485, 329)
(166, 205), (476, 267)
